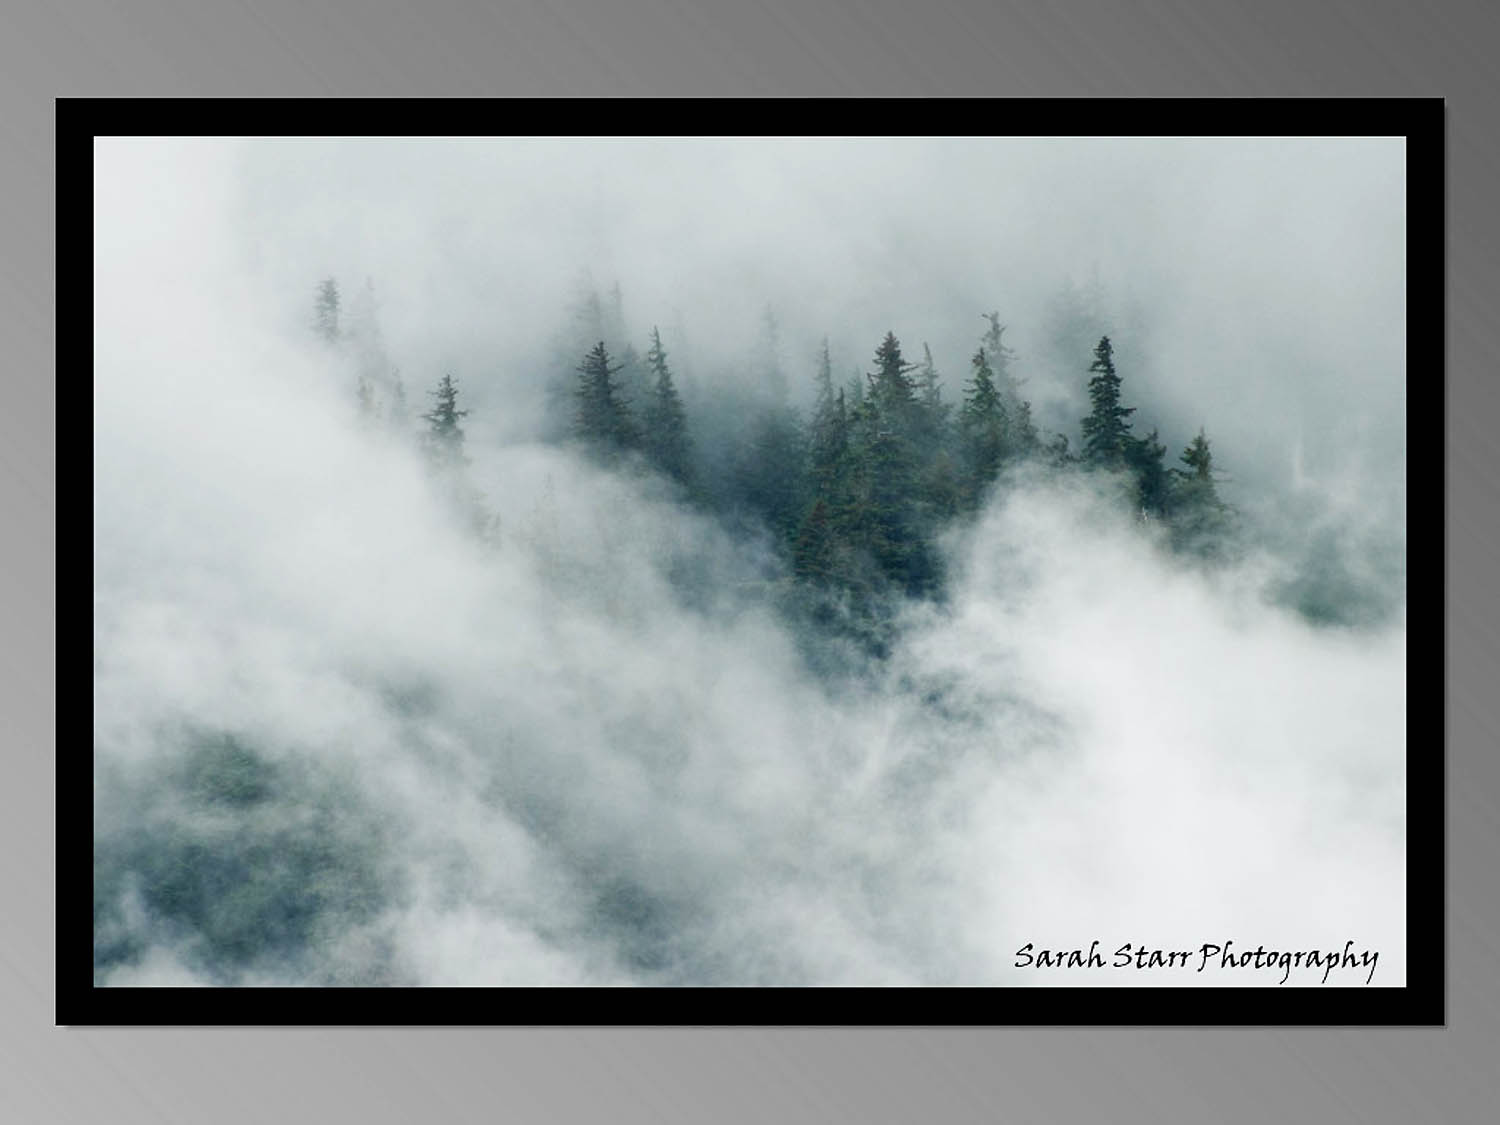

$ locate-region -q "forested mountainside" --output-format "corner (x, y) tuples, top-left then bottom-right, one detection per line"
(93, 139), (1407, 988)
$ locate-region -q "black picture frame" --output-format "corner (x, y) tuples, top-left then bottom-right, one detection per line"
(70, 100), (1440, 1026)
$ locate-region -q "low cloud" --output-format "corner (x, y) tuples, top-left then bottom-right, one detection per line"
(92, 138), (1406, 988)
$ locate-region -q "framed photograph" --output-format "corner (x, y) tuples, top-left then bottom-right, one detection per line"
(73, 102), (1439, 1024)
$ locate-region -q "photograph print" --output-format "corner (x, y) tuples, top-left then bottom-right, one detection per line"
(83, 119), (1430, 1020)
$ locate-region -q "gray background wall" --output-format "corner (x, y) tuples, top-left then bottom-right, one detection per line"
(8, 1), (1493, 1120)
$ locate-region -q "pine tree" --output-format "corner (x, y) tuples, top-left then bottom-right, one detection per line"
(314, 278), (341, 344)
(980, 312), (1037, 453)
(1170, 429), (1233, 556)
(792, 498), (837, 584)
(1179, 429), (1215, 485)
(1126, 427), (1170, 516)
(616, 343), (650, 420)
(813, 337), (835, 418)
(959, 347), (1008, 502)
(981, 313), (1017, 383)
(422, 374), (470, 471)
(864, 424), (938, 596)
(847, 332), (938, 595)
(914, 343), (952, 461)
(1044, 432), (1074, 468)
(1079, 336), (1136, 468)
(574, 341), (639, 458)
(917, 343), (944, 414)
(867, 332), (920, 434)
(642, 327), (693, 486)
(735, 405), (807, 544)
(808, 342), (850, 495)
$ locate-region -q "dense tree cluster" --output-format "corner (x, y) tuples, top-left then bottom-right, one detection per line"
(312, 276), (1239, 644)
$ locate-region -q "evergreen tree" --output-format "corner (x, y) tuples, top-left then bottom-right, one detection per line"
(1044, 432), (1075, 468)
(422, 374), (470, 471)
(1170, 429), (1234, 556)
(863, 424), (938, 596)
(574, 341), (639, 458)
(734, 405), (807, 544)
(981, 312), (1037, 453)
(812, 337), (836, 417)
(538, 276), (609, 443)
(1126, 427), (1171, 516)
(843, 332), (939, 595)
(981, 312), (1017, 385)
(616, 343), (651, 419)
(1180, 429), (1215, 485)
(917, 343), (944, 414)
(923, 447), (963, 523)
(959, 347), (1009, 503)
(808, 344), (850, 497)
(792, 498), (837, 584)
(866, 331), (920, 435)
(914, 343), (953, 461)
(1079, 336), (1136, 468)
(642, 327), (693, 486)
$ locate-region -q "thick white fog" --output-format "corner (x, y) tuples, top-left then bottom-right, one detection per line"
(93, 137), (1406, 987)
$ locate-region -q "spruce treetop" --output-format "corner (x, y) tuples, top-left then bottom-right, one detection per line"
(1080, 335), (1136, 468)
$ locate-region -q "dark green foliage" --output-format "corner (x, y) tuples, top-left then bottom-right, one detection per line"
(733, 404), (807, 544)
(866, 331), (921, 436)
(1010, 397), (1039, 456)
(1044, 432), (1075, 467)
(574, 341), (640, 458)
(813, 338), (835, 413)
(1127, 427), (1171, 516)
(641, 327), (694, 486)
(1080, 336), (1136, 468)
(93, 730), (398, 984)
(313, 273), (1269, 652)
(980, 313), (1039, 456)
(792, 498), (837, 584)
(1180, 428), (1215, 482)
(864, 426), (942, 596)
(923, 447), (963, 523)
(840, 333), (942, 597)
(980, 312), (1015, 375)
(616, 343), (651, 421)
(959, 346), (1009, 504)
(808, 345), (851, 497)
(915, 344), (951, 438)
(422, 373), (470, 471)
(1169, 429), (1236, 557)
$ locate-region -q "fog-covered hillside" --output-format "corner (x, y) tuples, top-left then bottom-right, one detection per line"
(93, 137), (1406, 987)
